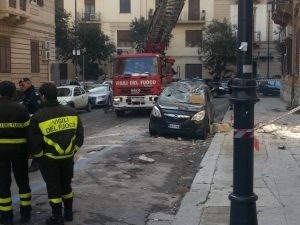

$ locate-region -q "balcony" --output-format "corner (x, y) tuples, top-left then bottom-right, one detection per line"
(0, 0), (30, 24)
(271, 0), (292, 27)
(177, 10), (206, 24)
(78, 12), (101, 23)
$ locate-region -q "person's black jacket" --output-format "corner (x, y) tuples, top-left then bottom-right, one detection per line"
(29, 100), (84, 159)
(23, 85), (39, 114)
(0, 97), (30, 156)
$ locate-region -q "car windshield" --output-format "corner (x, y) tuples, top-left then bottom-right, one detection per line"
(89, 86), (108, 94)
(115, 56), (158, 76)
(267, 80), (281, 88)
(57, 88), (72, 97)
(160, 85), (205, 105)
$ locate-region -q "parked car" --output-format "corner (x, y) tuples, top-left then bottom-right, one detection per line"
(149, 82), (215, 139)
(57, 85), (92, 112)
(259, 80), (280, 96)
(102, 80), (113, 86)
(88, 84), (113, 107)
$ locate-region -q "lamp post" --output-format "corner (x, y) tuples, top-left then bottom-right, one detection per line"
(267, 1), (272, 79)
(75, 0), (78, 79)
(229, 0), (259, 224)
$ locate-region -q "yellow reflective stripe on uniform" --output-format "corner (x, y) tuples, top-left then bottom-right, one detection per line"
(74, 145), (79, 152)
(19, 193), (31, 198)
(0, 198), (11, 204)
(65, 136), (76, 154)
(43, 136), (65, 155)
(34, 150), (43, 158)
(0, 120), (30, 129)
(45, 153), (74, 159)
(20, 201), (31, 206)
(49, 198), (62, 204)
(0, 138), (27, 144)
(0, 205), (12, 211)
(62, 192), (73, 200)
(39, 116), (78, 136)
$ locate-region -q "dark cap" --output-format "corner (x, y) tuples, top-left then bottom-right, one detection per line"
(19, 78), (30, 84)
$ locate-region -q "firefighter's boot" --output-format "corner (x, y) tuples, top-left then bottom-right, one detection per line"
(0, 211), (14, 225)
(63, 199), (73, 221)
(20, 205), (31, 223)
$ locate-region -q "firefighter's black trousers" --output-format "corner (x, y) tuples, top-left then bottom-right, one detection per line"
(39, 157), (74, 215)
(0, 152), (31, 219)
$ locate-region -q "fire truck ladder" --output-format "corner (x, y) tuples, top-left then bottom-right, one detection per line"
(146, 0), (185, 53)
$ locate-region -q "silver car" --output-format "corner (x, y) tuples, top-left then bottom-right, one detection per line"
(88, 84), (113, 107)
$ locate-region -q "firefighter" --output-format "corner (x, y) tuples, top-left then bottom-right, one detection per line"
(29, 83), (84, 225)
(0, 81), (32, 225)
(19, 78), (40, 172)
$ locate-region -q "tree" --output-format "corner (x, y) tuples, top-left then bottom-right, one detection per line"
(130, 16), (149, 52)
(55, 6), (116, 79)
(55, 3), (73, 61)
(198, 19), (237, 80)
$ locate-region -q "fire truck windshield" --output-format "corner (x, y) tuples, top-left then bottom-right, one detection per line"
(115, 57), (158, 76)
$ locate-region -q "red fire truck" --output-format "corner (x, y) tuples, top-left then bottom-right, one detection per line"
(112, 0), (185, 117)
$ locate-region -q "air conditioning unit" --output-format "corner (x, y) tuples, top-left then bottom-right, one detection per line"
(43, 50), (51, 60)
(44, 40), (51, 50)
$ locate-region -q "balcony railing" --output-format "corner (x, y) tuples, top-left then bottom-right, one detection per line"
(0, 0), (30, 24)
(271, 0), (292, 27)
(178, 10), (206, 23)
(78, 12), (101, 23)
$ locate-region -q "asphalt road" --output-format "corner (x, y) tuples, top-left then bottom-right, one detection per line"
(10, 95), (230, 225)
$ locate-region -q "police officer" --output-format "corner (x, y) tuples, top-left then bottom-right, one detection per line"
(0, 81), (32, 225)
(19, 78), (40, 172)
(29, 83), (84, 225)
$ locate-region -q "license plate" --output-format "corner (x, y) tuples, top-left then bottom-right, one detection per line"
(168, 124), (181, 129)
(131, 97), (144, 102)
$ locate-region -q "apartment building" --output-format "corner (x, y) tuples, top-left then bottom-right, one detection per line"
(0, 0), (55, 86)
(63, 0), (214, 80)
(271, 0), (300, 103)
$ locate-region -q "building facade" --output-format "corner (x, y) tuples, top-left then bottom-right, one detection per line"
(271, 0), (300, 103)
(0, 0), (55, 87)
(215, 0), (282, 78)
(63, 0), (213, 80)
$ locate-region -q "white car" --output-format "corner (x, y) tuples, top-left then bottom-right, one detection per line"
(57, 85), (92, 112)
(88, 84), (113, 107)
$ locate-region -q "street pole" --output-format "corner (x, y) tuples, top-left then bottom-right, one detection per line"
(229, 0), (259, 224)
(267, 2), (270, 79)
(75, 0), (78, 79)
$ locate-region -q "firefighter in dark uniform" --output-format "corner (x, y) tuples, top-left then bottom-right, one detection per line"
(0, 81), (32, 225)
(29, 83), (84, 225)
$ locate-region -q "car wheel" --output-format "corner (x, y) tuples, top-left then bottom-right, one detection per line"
(115, 110), (125, 117)
(69, 102), (75, 108)
(149, 124), (158, 136)
(86, 102), (92, 112)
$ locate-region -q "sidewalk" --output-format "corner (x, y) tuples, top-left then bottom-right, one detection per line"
(172, 97), (300, 225)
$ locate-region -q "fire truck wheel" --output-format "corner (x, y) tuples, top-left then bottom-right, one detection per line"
(115, 110), (125, 117)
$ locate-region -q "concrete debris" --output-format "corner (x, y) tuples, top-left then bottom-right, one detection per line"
(212, 122), (232, 133)
(278, 145), (286, 150)
(262, 124), (278, 133)
(138, 154), (155, 163)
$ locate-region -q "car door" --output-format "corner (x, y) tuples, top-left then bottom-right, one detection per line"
(79, 87), (89, 107)
(73, 87), (84, 108)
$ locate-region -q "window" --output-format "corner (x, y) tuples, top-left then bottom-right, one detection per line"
(185, 30), (202, 47)
(117, 30), (133, 47)
(297, 32), (300, 75)
(9, 0), (16, 8)
(188, 0), (200, 20)
(55, 0), (64, 9)
(31, 40), (40, 73)
(185, 64), (202, 79)
(0, 36), (11, 73)
(120, 0), (130, 13)
(31, 0), (44, 6)
(20, 0), (26, 11)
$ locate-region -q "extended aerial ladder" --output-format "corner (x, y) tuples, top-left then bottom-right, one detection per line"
(146, 0), (185, 53)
